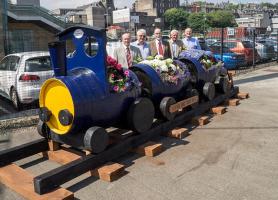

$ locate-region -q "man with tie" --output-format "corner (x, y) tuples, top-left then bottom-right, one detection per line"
(182, 28), (201, 50)
(113, 32), (142, 69)
(168, 29), (185, 59)
(149, 28), (171, 58)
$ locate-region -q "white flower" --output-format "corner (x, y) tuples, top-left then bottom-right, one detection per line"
(160, 64), (168, 72)
(140, 60), (153, 66)
(155, 55), (164, 60)
(165, 58), (173, 65)
(169, 64), (177, 72)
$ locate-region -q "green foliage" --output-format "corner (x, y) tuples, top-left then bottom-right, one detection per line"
(188, 12), (210, 33)
(225, 3), (239, 10)
(164, 8), (189, 30)
(207, 10), (237, 28)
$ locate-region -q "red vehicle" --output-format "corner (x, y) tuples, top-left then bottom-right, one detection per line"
(211, 40), (260, 64)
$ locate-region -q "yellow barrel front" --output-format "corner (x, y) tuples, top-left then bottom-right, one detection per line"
(39, 78), (75, 135)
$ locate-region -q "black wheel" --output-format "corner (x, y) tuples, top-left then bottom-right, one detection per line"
(127, 97), (155, 133)
(218, 77), (231, 94)
(84, 126), (109, 154)
(203, 82), (215, 101)
(37, 120), (50, 138)
(189, 89), (199, 109)
(160, 97), (177, 121)
(10, 88), (22, 110)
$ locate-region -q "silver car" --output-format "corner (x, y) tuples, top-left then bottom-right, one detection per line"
(0, 51), (53, 110)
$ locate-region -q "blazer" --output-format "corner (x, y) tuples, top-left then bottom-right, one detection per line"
(149, 39), (171, 59)
(113, 44), (142, 69)
(168, 39), (185, 58)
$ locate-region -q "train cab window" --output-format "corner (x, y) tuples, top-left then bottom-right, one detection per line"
(66, 39), (76, 58)
(84, 36), (98, 58)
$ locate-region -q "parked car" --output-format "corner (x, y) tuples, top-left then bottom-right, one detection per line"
(209, 40), (260, 65)
(255, 42), (275, 61)
(0, 51), (53, 110)
(196, 39), (245, 70)
(257, 39), (278, 53)
(205, 38), (219, 46)
(209, 45), (246, 70)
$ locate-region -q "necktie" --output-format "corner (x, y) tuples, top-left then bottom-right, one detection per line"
(126, 47), (132, 68)
(158, 40), (164, 56)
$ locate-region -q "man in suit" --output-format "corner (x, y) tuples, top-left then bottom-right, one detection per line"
(149, 28), (171, 59)
(168, 29), (185, 59)
(113, 32), (142, 69)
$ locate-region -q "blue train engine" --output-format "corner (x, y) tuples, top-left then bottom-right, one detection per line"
(179, 50), (232, 101)
(38, 26), (155, 153)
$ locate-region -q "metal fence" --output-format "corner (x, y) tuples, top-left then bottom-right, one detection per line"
(0, 28), (277, 119)
(197, 27), (278, 67)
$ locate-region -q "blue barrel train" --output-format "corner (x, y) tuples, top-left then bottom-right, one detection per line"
(38, 25), (231, 153)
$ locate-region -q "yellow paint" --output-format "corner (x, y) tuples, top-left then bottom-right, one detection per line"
(39, 78), (74, 135)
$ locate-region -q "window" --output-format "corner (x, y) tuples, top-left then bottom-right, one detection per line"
(225, 42), (237, 48)
(8, 56), (20, 71)
(0, 57), (9, 71)
(25, 56), (52, 72)
(8, 30), (34, 53)
(242, 41), (253, 48)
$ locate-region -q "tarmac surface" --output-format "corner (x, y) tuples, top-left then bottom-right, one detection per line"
(1, 64), (278, 200)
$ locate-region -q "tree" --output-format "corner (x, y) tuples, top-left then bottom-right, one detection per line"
(207, 10), (237, 28)
(164, 8), (189, 30)
(188, 12), (210, 33)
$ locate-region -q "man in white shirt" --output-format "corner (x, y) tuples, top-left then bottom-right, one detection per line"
(182, 28), (201, 50)
(131, 29), (150, 60)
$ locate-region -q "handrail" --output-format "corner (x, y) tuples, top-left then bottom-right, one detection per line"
(8, 3), (67, 28)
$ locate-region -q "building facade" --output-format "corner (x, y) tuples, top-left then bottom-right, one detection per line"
(85, 6), (105, 28)
(134, 0), (180, 17)
(0, 0), (7, 58)
(235, 13), (271, 28)
(17, 0), (40, 6)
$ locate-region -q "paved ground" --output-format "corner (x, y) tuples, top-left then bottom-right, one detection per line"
(1, 65), (278, 200)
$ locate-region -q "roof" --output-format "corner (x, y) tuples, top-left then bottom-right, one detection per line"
(57, 25), (105, 37)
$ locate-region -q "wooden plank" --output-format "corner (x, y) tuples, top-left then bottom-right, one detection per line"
(91, 162), (125, 182)
(228, 70), (236, 76)
(41, 147), (82, 165)
(237, 92), (249, 99)
(165, 128), (188, 139)
(211, 106), (227, 115)
(191, 116), (210, 126)
(226, 99), (240, 106)
(0, 164), (73, 200)
(134, 142), (163, 157)
(48, 140), (60, 151)
(169, 96), (199, 113)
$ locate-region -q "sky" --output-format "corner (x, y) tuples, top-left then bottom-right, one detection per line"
(11, 0), (278, 11)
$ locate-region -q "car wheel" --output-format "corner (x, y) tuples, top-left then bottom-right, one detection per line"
(10, 88), (22, 110)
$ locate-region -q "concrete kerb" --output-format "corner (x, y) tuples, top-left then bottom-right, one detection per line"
(0, 115), (39, 132)
(233, 61), (276, 77)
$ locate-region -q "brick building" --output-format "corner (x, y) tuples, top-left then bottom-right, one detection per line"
(134, 0), (180, 17)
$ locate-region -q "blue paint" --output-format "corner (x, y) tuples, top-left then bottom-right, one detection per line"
(179, 49), (225, 83)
